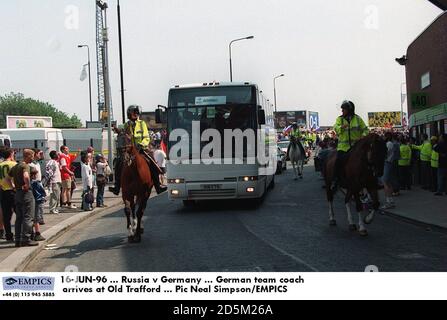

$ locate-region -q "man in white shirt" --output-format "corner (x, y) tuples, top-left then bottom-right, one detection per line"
(153, 143), (167, 185)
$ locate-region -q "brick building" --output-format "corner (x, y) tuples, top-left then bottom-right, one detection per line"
(403, 1), (447, 139)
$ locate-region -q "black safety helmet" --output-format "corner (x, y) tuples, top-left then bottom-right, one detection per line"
(341, 100), (355, 115)
(127, 105), (142, 118)
(292, 122), (298, 128)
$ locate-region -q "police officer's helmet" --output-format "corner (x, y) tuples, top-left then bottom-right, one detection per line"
(292, 122), (298, 127)
(341, 100), (355, 114)
(127, 105), (142, 118)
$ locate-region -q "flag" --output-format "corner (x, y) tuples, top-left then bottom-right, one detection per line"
(80, 65), (87, 81)
(283, 125), (292, 135)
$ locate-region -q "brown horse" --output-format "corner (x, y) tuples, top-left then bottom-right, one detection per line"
(324, 133), (386, 236)
(121, 137), (153, 243)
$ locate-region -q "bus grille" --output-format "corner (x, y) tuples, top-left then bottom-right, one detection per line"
(188, 189), (236, 199)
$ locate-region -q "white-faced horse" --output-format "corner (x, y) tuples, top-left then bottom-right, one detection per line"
(288, 135), (306, 180)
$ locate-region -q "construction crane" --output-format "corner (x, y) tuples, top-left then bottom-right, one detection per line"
(95, 0), (114, 124)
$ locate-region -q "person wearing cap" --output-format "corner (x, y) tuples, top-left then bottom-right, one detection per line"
(109, 105), (167, 195)
(331, 100), (368, 190)
(411, 134), (433, 190)
(95, 154), (109, 207)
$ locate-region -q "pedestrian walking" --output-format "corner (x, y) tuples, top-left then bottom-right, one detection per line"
(381, 132), (396, 209)
(398, 136), (412, 190)
(59, 146), (77, 209)
(9, 149), (38, 247)
(153, 143), (167, 185)
(81, 152), (94, 211)
(30, 169), (46, 241)
(45, 150), (62, 214)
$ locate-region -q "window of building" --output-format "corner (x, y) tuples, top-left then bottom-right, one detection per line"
(421, 72), (430, 89)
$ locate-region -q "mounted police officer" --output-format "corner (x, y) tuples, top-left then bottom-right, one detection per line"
(332, 100), (368, 190)
(287, 122), (302, 157)
(109, 105), (167, 195)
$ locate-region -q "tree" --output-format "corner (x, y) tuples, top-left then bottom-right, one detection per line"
(0, 92), (82, 128)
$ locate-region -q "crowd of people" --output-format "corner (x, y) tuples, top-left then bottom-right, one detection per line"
(0, 145), (113, 247)
(315, 129), (447, 209)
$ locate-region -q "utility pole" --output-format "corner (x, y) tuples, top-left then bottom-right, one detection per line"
(117, 0), (126, 124)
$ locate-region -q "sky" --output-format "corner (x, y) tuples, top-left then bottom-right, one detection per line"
(0, 0), (443, 126)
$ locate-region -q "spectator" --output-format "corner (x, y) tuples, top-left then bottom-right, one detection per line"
(29, 148), (43, 182)
(9, 149), (38, 247)
(45, 150), (62, 214)
(381, 132), (396, 209)
(0, 147), (6, 240)
(430, 136), (439, 193)
(434, 133), (447, 196)
(398, 136), (412, 191)
(59, 146), (77, 209)
(81, 152), (93, 211)
(30, 169), (46, 241)
(153, 143), (167, 185)
(95, 154), (109, 208)
(412, 134), (432, 190)
(0, 148), (17, 242)
(391, 133), (401, 195)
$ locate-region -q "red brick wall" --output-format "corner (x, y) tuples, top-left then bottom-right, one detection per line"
(406, 12), (447, 117)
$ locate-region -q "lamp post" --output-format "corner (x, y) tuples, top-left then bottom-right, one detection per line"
(273, 74), (285, 113)
(229, 36), (254, 82)
(117, 0), (126, 124)
(78, 44), (93, 122)
(395, 55), (408, 128)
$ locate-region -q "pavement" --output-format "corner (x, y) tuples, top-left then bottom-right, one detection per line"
(380, 186), (447, 230)
(0, 183), (126, 272)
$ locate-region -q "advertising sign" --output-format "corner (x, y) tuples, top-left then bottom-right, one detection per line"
(368, 112), (403, 128)
(274, 111), (307, 129)
(308, 112), (320, 130)
(6, 116), (53, 129)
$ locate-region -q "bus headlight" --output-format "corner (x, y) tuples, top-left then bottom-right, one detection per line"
(168, 178), (185, 184)
(246, 187), (255, 193)
(239, 176), (258, 182)
(171, 190), (180, 196)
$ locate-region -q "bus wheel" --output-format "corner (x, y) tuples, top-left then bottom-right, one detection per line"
(183, 200), (196, 207)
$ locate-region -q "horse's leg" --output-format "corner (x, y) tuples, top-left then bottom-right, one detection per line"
(124, 199), (134, 241)
(344, 191), (356, 231)
(131, 197), (137, 235)
(364, 186), (380, 225)
(292, 162), (298, 180)
(134, 192), (149, 243)
(299, 160), (304, 178)
(326, 183), (336, 226)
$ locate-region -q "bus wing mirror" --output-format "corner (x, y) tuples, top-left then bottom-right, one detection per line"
(258, 109), (266, 125)
(155, 109), (165, 124)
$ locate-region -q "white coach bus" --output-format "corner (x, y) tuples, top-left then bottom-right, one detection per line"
(159, 82), (277, 206)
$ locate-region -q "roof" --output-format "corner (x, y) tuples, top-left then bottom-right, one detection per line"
(170, 82), (255, 89)
(407, 10), (447, 49)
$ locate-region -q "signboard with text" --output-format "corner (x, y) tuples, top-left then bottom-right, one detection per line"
(6, 116), (53, 129)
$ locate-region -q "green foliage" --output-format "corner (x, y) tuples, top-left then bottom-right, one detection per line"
(0, 92), (82, 128)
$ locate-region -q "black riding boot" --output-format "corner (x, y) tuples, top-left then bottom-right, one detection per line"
(148, 162), (167, 194)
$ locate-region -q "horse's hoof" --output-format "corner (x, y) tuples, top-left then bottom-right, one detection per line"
(133, 235), (142, 243)
(329, 220), (337, 226)
(364, 212), (375, 225)
(359, 229), (368, 237)
(140, 228), (144, 234)
(299, 175), (303, 179)
(294, 178), (298, 181)
(128, 236), (134, 243)
(349, 224), (357, 231)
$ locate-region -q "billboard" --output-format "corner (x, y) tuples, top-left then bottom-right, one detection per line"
(308, 112), (320, 130)
(274, 111), (307, 129)
(367, 112), (405, 128)
(6, 116), (53, 129)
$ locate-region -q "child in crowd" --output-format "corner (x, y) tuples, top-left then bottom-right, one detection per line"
(31, 169), (46, 241)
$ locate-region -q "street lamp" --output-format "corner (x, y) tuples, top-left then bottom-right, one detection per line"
(229, 36), (254, 82)
(273, 74), (285, 113)
(78, 44), (93, 122)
